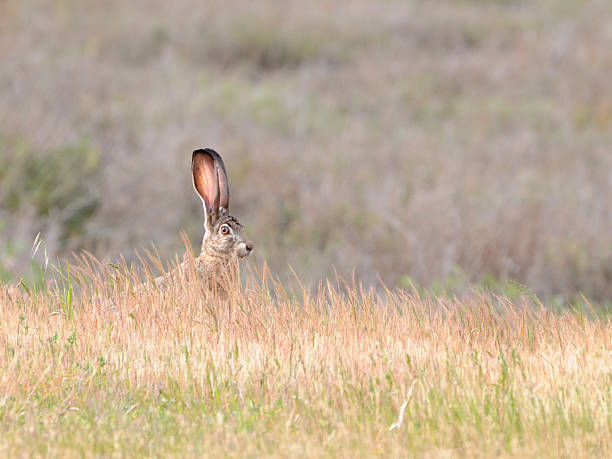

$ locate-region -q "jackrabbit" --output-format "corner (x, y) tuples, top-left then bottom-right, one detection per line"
(155, 148), (253, 288)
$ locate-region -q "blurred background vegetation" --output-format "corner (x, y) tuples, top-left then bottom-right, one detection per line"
(1, 0), (611, 302)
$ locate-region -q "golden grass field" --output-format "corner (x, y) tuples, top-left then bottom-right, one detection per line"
(1, 254), (611, 457)
(2, 1), (612, 456)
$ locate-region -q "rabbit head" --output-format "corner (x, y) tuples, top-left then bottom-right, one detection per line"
(192, 148), (253, 260)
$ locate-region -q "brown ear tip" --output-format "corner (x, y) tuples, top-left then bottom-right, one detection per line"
(193, 148), (219, 156)
(193, 148), (225, 165)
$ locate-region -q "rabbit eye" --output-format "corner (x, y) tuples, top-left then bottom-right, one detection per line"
(220, 225), (230, 235)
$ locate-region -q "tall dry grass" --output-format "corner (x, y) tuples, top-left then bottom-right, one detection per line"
(1, 252), (611, 457)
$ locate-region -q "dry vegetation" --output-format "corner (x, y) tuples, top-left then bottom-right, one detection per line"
(1, 0), (612, 302)
(2, 2), (612, 454)
(1, 256), (611, 457)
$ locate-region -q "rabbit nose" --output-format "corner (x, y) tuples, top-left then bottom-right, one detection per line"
(245, 241), (253, 253)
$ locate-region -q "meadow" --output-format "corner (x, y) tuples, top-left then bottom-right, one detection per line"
(1, 255), (611, 457)
(2, 1), (612, 456)
(2, 0), (612, 302)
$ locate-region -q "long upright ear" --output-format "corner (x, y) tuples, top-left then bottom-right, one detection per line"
(192, 149), (220, 232)
(206, 149), (230, 211)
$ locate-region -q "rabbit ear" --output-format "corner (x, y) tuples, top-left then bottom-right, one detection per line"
(207, 149), (230, 211)
(192, 149), (220, 231)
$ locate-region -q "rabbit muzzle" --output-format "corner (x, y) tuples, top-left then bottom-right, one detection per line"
(236, 241), (254, 259)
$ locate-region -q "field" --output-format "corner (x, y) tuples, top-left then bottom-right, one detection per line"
(2, 0), (612, 302)
(2, 0), (612, 456)
(1, 257), (611, 457)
